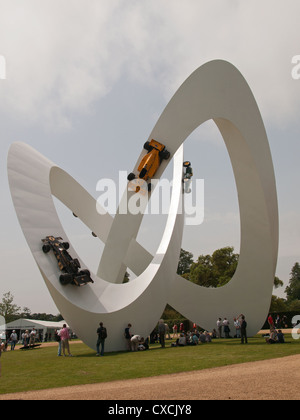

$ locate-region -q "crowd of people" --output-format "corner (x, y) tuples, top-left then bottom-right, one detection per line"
(215, 314), (248, 343)
(0, 313), (289, 364)
(171, 330), (212, 347)
(265, 314), (286, 344)
(123, 314), (248, 351)
(1, 328), (39, 351)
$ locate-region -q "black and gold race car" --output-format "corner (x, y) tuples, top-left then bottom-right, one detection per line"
(41, 236), (94, 287)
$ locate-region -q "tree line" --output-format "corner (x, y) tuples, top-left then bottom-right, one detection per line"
(0, 291), (63, 324)
(1, 246), (300, 323)
(176, 247), (300, 313)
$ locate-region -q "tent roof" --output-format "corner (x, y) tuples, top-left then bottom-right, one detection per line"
(1, 319), (67, 329)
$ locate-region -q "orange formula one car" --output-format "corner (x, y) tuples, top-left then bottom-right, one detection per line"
(127, 139), (170, 192)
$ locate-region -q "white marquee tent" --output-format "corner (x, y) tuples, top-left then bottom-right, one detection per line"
(0, 318), (68, 342)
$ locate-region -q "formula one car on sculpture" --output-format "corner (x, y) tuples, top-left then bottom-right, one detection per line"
(41, 236), (94, 286)
(127, 139), (170, 192)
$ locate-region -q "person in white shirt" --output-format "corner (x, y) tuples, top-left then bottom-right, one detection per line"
(130, 335), (142, 351)
(10, 331), (18, 350)
(29, 328), (36, 347)
(234, 317), (241, 338)
(223, 318), (230, 338)
(216, 318), (223, 338)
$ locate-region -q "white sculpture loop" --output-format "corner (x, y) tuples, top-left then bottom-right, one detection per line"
(7, 60), (278, 351)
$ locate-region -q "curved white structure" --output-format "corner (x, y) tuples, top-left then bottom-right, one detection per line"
(7, 60), (278, 351)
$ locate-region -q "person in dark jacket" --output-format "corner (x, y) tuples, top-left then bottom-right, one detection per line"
(237, 314), (248, 344)
(96, 322), (107, 356)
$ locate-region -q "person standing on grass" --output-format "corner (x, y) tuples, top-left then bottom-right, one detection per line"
(23, 330), (30, 348)
(10, 330), (18, 350)
(234, 318), (241, 338)
(172, 324), (178, 338)
(124, 323), (132, 351)
(96, 322), (107, 356)
(238, 314), (248, 344)
(223, 318), (230, 338)
(29, 328), (36, 347)
(268, 314), (275, 332)
(55, 328), (62, 357)
(0, 341), (5, 377)
(60, 324), (72, 357)
(158, 319), (166, 348)
(216, 318), (223, 338)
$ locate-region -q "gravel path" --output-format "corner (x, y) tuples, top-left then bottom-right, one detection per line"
(1, 354), (299, 400)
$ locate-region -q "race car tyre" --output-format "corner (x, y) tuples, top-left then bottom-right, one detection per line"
(59, 273), (73, 286)
(143, 141), (152, 151)
(80, 269), (92, 280)
(160, 150), (171, 160)
(62, 242), (69, 249)
(127, 173), (135, 181)
(148, 183), (152, 192)
(73, 258), (81, 268)
(139, 168), (147, 179)
(42, 244), (51, 253)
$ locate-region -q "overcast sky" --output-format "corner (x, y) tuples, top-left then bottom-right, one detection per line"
(0, 0), (300, 314)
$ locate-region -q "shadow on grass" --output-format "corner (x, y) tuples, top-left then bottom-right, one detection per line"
(53, 336), (298, 357)
(74, 345), (166, 358)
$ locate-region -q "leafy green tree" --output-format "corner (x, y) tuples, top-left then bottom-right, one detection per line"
(19, 307), (32, 318)
(285, 262), (300, 303)
(0, 292), (21, 323)
(269, 295), (288, 312)
(162, 304), (184, 320)
(190, 247), (238, 288)
(189, 254), (215, 287)
(177, 249), (194, 276)
(274, 276), (284, 289)
(288, 299), (300, 311)
(211, 247), (239, 287)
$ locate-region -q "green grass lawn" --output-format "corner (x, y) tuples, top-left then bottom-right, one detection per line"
(1, 335), (299, 395)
